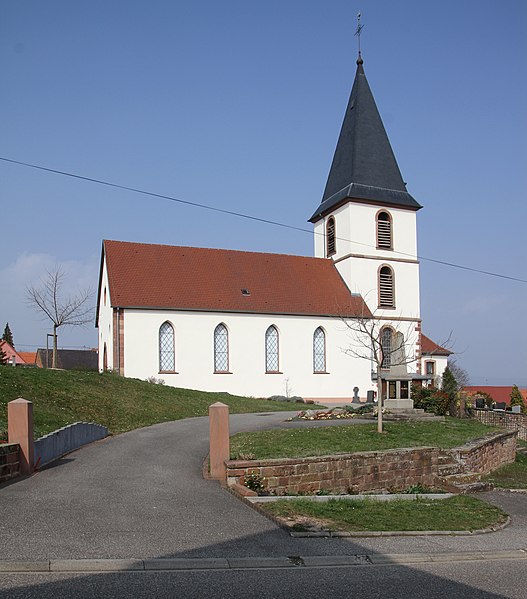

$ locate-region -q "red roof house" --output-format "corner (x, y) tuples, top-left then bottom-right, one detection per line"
(0, 341), (36, 366)
(420, 334), (452, 356)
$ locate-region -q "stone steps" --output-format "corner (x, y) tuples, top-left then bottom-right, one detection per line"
(439, 472), (490, 493)
(438, 464), (463, 476)
(450, 481), (493, 494)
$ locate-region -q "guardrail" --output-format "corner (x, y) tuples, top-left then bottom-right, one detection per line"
(34, 422), (108, 468)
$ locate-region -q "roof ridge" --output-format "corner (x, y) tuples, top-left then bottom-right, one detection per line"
(104, 239), (331, 262)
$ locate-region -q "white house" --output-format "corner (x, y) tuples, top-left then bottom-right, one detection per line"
(420, 334), (452, 387)
(96, 53), (446, 408)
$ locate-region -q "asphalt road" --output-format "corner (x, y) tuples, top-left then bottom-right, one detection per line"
(1, 411), (526, 597)
(1, 560), (526, 599)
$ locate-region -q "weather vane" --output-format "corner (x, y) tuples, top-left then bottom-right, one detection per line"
(355, 11), (364, 60)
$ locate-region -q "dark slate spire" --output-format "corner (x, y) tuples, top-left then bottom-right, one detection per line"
(309, 56), (421, 222)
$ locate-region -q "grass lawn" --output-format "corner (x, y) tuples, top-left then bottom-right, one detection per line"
(230, 418), (499, 459)
(263, 495), (507, 532)
(483, 452), (527, 490)
(0, 367), (299, 440)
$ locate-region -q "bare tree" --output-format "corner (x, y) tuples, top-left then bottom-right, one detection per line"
(26, 268), (94, 368)
(447, 357), (470, 389)
(341, 306), (419, 433)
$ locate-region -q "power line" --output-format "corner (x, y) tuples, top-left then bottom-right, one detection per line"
(13, 343), (96, 350)
(2, 155), (526, 284)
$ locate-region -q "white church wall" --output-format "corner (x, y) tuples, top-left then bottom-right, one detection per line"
(97, 262), (114, 372)
(121, 308), (375, 401)
(313, 203), (418, 261)
(313, 202), (352, 260)
(335, 257), (420, 319)
(312, 202), (420, 320)
(348, 204), (417, 259)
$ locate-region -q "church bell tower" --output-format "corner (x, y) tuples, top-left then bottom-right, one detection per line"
(310, 49), (422, 408)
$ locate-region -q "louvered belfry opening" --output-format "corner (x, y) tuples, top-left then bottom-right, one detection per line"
(379, 266), (395, 308)
(377, 211), (392, 249)
(326, 217), (336, 257)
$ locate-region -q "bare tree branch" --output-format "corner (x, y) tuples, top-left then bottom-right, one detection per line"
(339, 300), (420, 433)
(26, 267), (94, 368)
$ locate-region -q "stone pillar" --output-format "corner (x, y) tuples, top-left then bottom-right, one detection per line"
(209, 402), (230, 480)
(8, 398), (34, 475)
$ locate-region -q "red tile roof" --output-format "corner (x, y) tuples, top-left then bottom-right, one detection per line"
(18, 352), (36, 364)
(101, 240), (371, 319)
(421, 334), (452, 356)
(464, 386), (527, 406)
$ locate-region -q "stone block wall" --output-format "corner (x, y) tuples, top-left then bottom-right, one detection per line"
(225, 431), (517, 495)
(226, 447), (440, 495)
(474, 410), (527, 442)
(0, 443), (20, 483)
(452, 431), (517, 476)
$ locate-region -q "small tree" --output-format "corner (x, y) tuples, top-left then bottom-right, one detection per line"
(2, 323), (14, 348)
(342, 308), (419, 433)
(26, 268), (93, 368)
(441, 366), (459, 415)
(510, 385), (526, 414)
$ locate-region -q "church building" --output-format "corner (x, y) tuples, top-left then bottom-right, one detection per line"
(96, 52), (448, 408)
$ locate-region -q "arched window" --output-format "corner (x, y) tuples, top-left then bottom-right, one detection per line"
(214, 323), (229, 372)
(326, 217), (336, 257)
(380, 327), (393, 369)
(159, 321), (175, 372)
(265, 326), (279, 372)
(379, 265), (395, 308)
(376, 211), (393, 250)
(313, 327), (326, 372)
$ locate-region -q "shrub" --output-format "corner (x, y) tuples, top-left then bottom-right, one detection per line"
(244, 471), (267, 495)
(412, 384), (451, 416)
(510, 385), (526, 414)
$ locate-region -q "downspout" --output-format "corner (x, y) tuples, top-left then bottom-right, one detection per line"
(116, 307), (121, 375)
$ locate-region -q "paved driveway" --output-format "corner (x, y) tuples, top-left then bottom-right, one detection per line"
(0, 412), (526, 562)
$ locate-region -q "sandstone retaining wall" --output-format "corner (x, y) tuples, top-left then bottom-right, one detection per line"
(225, 431), (516, 495)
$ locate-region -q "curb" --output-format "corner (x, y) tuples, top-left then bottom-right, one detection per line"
(1, 549), (526, 573)
(289, 515), (511, 537)
(248, 493), (456, 503)
(226, 484), (512, 538)
(289, 515), (511, 538)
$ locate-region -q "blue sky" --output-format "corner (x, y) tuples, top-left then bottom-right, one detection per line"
(1, 1), (526, 386)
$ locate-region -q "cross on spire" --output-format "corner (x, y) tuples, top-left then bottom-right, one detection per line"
(355, 11), (364, 64)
